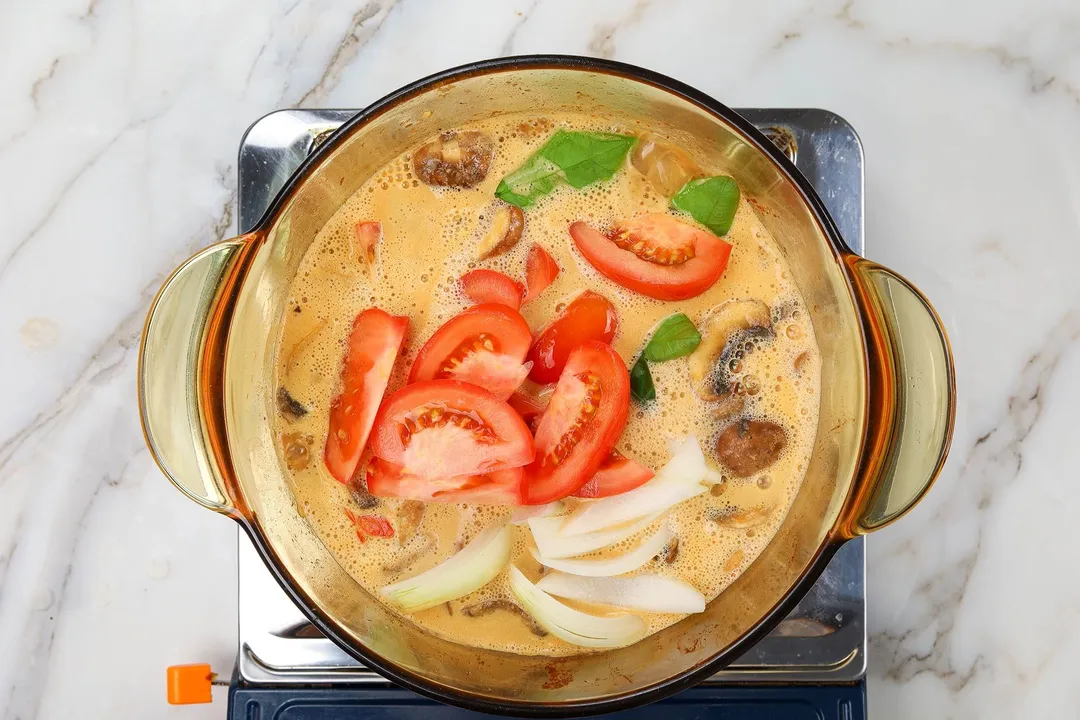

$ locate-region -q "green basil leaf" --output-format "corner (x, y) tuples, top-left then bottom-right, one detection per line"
(495, 155), (563, 208)
(539, 131), (636, 188)
(671, 176), (740, 236)
(644, 313), (701, 362)
(630, 355), (656, 402)
(495, 130), (636, 208)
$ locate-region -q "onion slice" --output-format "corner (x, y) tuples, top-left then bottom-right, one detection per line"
(528, 512), (659, 559)
(381, 524), (511, 612)
(530, 525), (673, 577)
(702, 467), (724, 486)
(510, 501), (565, 526)
(508, 566), (646, 648)
(537, 572), (706, 613)
(560, 437), (709, 536)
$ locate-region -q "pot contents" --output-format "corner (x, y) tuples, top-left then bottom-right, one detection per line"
(272, 113), (821, 656)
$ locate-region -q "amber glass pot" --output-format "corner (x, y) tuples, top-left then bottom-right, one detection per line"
(139, 57), (954, 715)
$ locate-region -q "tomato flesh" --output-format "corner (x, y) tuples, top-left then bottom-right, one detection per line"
(522, 244), (559, 304)
(525, 342), (630, 504)
(572, 449), (654, 499)
(324, 308), (408, 484)
(354, 221), (381, 269)
(409, 303), (533, 399)
(527, 291), (618, 384)
(460, 269), (524, 310)
(570, 214), (732, 300)
(371, 379), (534, 480)
(344, 508), (395, 541)
(366, 457), (525, 505)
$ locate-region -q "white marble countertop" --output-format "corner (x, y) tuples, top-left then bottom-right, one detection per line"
(2, 0), (1078, 717)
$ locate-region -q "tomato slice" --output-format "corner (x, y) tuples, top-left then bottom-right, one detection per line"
(570, 214), (733, 300)
(366, 457), (525, 505)
(525, 342), (630, 504)
(370, 379), (535, 480)
(344, 508), (395, 541)
(354, 221), (381, 269)
(324, 308), (408, 484)
(522, 244), (560, 304)
(527, 291), (618, 384)
(572, 449), (654, 499)
(460, 269), (524, 310)
(409, 303), (533, 399)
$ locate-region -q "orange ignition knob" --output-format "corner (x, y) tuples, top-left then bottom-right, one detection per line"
(166, 664), (215, 704)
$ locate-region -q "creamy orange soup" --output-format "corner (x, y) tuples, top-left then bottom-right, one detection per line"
(271, 113), (820, 656)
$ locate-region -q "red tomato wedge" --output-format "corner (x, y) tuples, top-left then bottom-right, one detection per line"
(366, 457), (525, 505)
(522, 244), (559, 304)
(527, 291), (618, 384)
(524, 342), (630, 504)
(344, 509), (395, 541)
(570, 214), (732, 300)
(354, 221), (380, 269)
(572, 449), (655, 499)
(409, 304), (533, 399)
(460, 269), (524, 310)
(370, 379), (535, 480)
(324, 308), (408, 484)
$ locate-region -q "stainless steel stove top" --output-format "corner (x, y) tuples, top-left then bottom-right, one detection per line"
(235, 107), (867, 686)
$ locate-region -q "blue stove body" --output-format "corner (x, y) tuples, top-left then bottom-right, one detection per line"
(229, 677), (866, 719)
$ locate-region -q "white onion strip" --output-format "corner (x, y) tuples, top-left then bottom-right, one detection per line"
(530, 525), (673, 577)
(536, 572), (706, 614)
(560, 437), (709, 536)
(381, 524), (510, 612)
(510, 501), (565, 526)
(508, 566), (645, 648)
(528, 512), (660, 559)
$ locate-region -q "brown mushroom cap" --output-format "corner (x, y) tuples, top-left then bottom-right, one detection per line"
(715, 419), (787, 478)
(688, 299), (773, 408)
(412, 131), (494, 188)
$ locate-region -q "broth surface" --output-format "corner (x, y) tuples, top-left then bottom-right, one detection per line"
(272, 113), (821, 656)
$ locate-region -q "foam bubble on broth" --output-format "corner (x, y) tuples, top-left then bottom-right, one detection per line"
(270, 113), (823, 656)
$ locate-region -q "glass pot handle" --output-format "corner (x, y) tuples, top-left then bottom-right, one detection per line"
(138, 235), (259, 517)
(839, 257), (956, 537)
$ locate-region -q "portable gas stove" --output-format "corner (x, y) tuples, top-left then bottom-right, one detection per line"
(226, 107), (867, 718)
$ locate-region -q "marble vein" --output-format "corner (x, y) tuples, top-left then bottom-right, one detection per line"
(871, 310), (1080, 689)
(500, 0), (542, 56)
(294, 0), (400, 107)
(586, 0), (653, 59)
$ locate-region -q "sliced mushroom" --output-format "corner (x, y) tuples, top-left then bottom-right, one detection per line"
(721, 548), (746, 574)
(349, 476), (381, 509)
(476, 203), (525, 260)
(661, 537), (679, 564)
(460, 598), (548, 637)
(396, 500), (425, 546)
(630, 133), (702, 197)
(277, 387), (308, 421)
(716, 419), (787, 478)
(382, 533), (435, 573)
(794, 351), (810, 373)
(412, 131), (494, 187)
(710, 499), (779, 530)
(688, 299), (773, 407)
